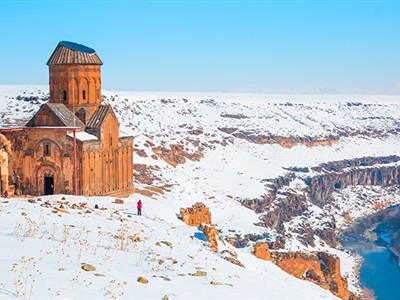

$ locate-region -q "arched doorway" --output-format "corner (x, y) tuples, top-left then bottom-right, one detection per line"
(36, 167), (57, 196)
(44, 174), (54, 195)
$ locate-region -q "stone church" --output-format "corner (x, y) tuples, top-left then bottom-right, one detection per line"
(0, 41), (134, 197)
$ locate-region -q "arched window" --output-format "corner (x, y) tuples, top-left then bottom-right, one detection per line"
(63, 90), (67, 103)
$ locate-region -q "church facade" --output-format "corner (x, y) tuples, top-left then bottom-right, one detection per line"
(0, 41), (134, 197)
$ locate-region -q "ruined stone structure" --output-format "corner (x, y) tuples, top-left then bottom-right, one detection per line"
(180, 202), (211, 227)
(252, 243), (358, 300)
(0, 41), (134, 197)
(201, 223), (219, 252)
(253, 242), (271, 260)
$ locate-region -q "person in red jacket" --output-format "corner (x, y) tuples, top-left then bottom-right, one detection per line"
(137, 200), (142, 216)
(2, 190), (8, 198)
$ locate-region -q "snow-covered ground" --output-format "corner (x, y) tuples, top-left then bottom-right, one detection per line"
(2, 85), (400, 298)
(0, 196), (337, 300)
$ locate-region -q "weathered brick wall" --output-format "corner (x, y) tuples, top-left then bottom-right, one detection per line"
(49, 65), (102, 121)
(180, 202), (211, 227)
(4, 130), (73, 196)
(49, 65), (101, 107)
(79, 137), (134, 197)
(257, 251), (359, 300)
(271, 252), (326, 286)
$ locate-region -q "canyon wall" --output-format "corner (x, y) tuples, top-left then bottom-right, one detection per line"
(241, 156), (400, 247)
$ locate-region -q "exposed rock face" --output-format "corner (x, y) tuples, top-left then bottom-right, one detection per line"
(133, 164), (161, 185)
(180, 202), (211, 227)
(242, 156), (400, 247)
(218, 127), (340, 148)
(307, 156), (400, 207)
(152, 144), (203, 167)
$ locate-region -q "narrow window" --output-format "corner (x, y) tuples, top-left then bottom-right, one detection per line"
(110, 135), (113, 147)
(63, 90), (67, 102)
(44, 143), (51, 157)
(82, 90), (86, 100)
(97, 89), (100, 98)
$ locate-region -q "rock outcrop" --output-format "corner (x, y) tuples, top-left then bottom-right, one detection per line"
(242, 156), (400, 247)
(152, 144), (203, 167)
(307, 155), (400, 207)
(218, 127), (340, 148)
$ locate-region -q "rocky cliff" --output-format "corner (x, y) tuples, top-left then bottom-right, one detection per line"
(241, 155), (400, 247)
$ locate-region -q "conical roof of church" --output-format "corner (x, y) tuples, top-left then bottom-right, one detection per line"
(47, 41), (103, 66)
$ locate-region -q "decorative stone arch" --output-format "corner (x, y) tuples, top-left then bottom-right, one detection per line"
(89, 77), (96, 104)
(70, 78), (79, 105)
(35, 165), (60, 195)
(95, 77), (101, 101)
(79, 77), (89, 104)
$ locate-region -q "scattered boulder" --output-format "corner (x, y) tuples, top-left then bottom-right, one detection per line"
(114, 199), (124, 204)
(137, 276), (149, 284)
(160, 240), (173, 248)
(21, 212), (27, 217)
(210, 281), (223, 285)
(190, 270), (207, 277)
(224, 257), (245, 268)
(129, 235), (142, 242)
(81, 264), (96, 272)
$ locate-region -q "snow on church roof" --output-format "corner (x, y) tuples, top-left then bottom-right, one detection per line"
(67, 131), (99, 142)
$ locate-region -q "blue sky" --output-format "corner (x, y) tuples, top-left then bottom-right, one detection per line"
(1, 0), (400, 93)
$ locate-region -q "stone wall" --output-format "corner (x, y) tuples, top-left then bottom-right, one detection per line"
(270, 251), (358, 299)
(79, 136), (134, 197)
(4, 130), (73, 196)
(253, 243), (359, 300)
(180, 202), (211, 227)
(0, 133), (10, 195)
(3, 129), (134, 197)
(201, 223), (219, 252)
(253, 242), (271, 260)
(49, 64), (101, 118)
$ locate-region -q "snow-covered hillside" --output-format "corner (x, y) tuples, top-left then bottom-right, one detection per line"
(2, 85), (400, 299)
(0, 195), (338, 300)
